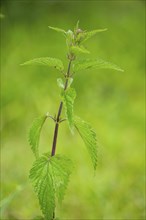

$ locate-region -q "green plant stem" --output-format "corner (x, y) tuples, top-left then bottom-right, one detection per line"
(51, 59), (72, 219)
(51, 59), (72, 157)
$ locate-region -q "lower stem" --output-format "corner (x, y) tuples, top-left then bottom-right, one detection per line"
(51, 101), (63, 156)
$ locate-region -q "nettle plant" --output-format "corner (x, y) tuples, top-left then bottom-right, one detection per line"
(21, 22), (123, 220)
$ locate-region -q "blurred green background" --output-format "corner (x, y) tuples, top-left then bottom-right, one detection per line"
(1, 0), (145, 219)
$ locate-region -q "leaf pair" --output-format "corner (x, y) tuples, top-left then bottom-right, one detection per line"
(49, 24), (107, 45)
(49, 25), (107, 56)
(29, 116), (73, 219)
(21, 57), (123, 75)
(30, 153), (73, 220)
(28, 87), (97, 171)
(57, 77), (73, 89)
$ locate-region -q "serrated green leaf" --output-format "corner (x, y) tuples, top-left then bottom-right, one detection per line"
(29, 155), (55, 220)
(74, 116), (97, 170)
(29, 154), (73, 219)
(48, 26), (66, 35)
(70, 45), (90, 55)
(20, 57), (64, 71)
(29, 115), (48, 158)
(73, 58), (124, 72)
(78, 28), (107, 44)
(51, 154), (73, 203)
(57, 78), (64, 89)
(62, 88), (76, 132)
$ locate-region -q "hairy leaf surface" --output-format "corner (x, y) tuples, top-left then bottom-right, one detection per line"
(50, 155), (73, 203)
(21, 57), (64, 71)
(29, 155), (55, 220)
(29, 154), (73, 219)
(73, 58), (124, 72)
(74, 116), (97, 170)
(62, 88), (76, 132)
(29, 115), (48, 158)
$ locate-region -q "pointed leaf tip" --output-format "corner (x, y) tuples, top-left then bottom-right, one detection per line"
(77, 28), (108, 44)
(75, 20), (80, 30)
(48, 26), (66, 34)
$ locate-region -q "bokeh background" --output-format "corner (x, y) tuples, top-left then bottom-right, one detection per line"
(1, 0), (145, 219)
